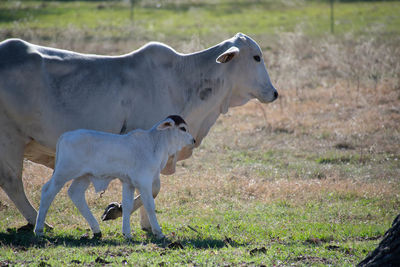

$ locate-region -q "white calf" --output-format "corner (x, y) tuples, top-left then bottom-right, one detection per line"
(34, 115), (195, 239)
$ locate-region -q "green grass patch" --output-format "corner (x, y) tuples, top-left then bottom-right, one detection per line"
(1, 0), (400, 42)
(316, 153), (366, 165)
(0, 195), (396, 266)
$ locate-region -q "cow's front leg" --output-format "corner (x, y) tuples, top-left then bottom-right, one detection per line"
(140, 174), (160, 232)
(0, 124), (52, 230)
(121, 182), (135, 239)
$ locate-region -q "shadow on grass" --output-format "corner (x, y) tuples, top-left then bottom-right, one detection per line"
(0, 230), (124, 248)
(169, 237), (240, 249)
(0, 229), (245, 250)
(141, 231), (245, 249)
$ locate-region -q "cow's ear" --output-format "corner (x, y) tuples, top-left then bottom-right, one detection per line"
(157, 119), (175, 130)
(216, 46), (240, 64)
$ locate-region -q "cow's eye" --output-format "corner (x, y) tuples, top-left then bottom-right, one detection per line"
(179, 127), (187, 132)
(253, 55), (261, 62)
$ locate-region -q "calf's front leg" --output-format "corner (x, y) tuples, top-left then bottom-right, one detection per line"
(102, 172), (162, 222)
(140, 174), (161, 232)
(138, 180), (164, 239)
(122, 182), (135, 238)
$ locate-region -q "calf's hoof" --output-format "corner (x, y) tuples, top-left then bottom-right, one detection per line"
(123, 233), (132, 240)
(101, 202), (122, 221)
(154, 232), (165, 240)
(34, 229), (44, 237)
(93, 232), (102, 239)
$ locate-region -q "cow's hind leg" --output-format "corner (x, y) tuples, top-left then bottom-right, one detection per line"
(67, 177), (101, 238)
(0, 120), (39, 229)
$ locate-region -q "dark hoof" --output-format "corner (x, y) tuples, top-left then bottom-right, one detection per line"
(101, 202), (122, 221)
(93, 232), (102, 239)
(141, 227), (151, 233)
(17, 223), (34, 233)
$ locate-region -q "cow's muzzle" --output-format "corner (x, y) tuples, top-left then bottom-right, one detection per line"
(256, 89), (278, 103)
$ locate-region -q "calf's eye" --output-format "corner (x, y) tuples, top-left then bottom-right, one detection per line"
(253, 55), (261, 62)
(179, 127), (187, 132)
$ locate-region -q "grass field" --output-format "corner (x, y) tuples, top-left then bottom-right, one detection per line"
(0, 0), (400, 266)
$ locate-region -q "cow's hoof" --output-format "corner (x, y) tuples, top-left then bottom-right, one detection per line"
(93, 232), (102, 239)
(101, 202), (122, 221)
(17, 223), (34, 233)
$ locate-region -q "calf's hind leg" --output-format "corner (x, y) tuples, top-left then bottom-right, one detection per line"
(68, 177), (101, 238)
(34, 172), (68, 235)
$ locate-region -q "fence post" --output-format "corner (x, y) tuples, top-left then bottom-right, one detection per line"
(130, 0), (135, 21)
(330, 0), (334, 34)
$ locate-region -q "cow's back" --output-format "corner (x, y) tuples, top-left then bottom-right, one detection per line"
(0, 39), (44, 120)
(0, 39), (132, 148)
(0, 38), (194, 172)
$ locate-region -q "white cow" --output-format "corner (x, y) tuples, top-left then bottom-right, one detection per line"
(0, 33), (277, 231)
(34, 115), (194, 239)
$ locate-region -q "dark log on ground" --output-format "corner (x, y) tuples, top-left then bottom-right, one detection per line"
(358, 214), (400, 267)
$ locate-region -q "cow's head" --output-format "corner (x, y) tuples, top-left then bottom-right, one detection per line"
(216, 33), (278, 107)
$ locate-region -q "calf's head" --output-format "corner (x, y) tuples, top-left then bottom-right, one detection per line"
(216, 33), (278, 106)
(157, 115), (195, 154)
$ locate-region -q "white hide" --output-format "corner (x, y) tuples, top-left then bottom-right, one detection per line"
(34, 116), (195, 239)
(0, 33), (277, 227)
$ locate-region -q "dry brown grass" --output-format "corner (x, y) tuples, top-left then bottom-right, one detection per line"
(157, 165), (399, 208)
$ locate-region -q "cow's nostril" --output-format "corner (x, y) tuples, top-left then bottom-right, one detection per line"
(274, 91), (278, 99)
(193, 138), (196, 144)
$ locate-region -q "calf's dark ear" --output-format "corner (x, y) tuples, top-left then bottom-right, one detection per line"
(216, 46), (240, 63)
(157, 118), (175, 130)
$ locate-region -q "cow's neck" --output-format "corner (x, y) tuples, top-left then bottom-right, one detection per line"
(178, 41), (234, 145)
